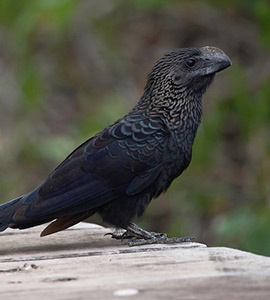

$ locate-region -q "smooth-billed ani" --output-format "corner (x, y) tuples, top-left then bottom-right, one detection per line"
(0, 46), (231, 245)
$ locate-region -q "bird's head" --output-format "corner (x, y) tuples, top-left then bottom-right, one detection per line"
(145, 46), (232, 99)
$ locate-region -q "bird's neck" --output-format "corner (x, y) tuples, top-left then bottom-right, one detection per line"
(136, 90), (202, 130)
(167, 93), (202, 151)
(133, 90), (202, 151)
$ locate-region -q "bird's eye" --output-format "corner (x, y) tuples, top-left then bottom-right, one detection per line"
(186, 58), (197, 68)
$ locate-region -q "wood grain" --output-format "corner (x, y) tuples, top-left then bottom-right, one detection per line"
(1, 223), (269, 300)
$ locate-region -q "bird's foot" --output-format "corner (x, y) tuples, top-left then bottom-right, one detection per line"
(105, 222), (156, 240)
(106, 222), (196, 247)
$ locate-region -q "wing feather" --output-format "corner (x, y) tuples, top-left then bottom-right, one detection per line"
(15, 114), (169, 222)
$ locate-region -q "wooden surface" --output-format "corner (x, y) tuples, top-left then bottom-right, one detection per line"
(1, 223), (270, 300)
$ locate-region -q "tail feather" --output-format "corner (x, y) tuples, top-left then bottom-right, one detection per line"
(0, 188), (44, 232)
(0, 190), (94, 235)
(0, 195), (25, 231)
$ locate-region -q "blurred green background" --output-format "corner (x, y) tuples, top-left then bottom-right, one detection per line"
(0, 0), (269, 256)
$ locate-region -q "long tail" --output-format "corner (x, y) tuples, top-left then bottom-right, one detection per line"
(0, 188), (49, 232)
(0, 195), (25, 231)
(0, 189), (94, 236)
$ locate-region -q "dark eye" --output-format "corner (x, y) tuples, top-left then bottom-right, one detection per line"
(186, 58), (197, 68)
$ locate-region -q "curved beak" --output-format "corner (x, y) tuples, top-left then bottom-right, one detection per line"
(200, 46), (232, 75)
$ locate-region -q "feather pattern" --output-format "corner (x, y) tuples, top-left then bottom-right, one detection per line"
(0, 46), (231, 235)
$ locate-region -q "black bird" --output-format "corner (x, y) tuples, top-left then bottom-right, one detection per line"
(0, 46), (231, 245)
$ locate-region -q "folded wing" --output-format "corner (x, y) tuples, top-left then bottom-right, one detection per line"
(11, 114), (169, 229)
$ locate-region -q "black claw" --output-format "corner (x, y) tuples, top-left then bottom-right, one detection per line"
(105, 232), (123, 240)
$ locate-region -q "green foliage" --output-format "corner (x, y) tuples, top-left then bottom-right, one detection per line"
(216, 208), (270, 256)
(128, 0), (179, 12)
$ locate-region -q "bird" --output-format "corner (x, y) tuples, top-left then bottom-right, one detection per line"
(0, 46), (231, 246)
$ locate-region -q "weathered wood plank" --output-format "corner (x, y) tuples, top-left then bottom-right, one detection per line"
(1, 223), (270, 300)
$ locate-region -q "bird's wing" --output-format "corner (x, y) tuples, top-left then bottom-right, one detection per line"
(14, 114), (168, 221)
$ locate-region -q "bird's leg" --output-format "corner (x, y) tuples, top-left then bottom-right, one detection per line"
(107, 222), (195, 246)
(105, 223), (154, 240)
(125, 222), (167, 239)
